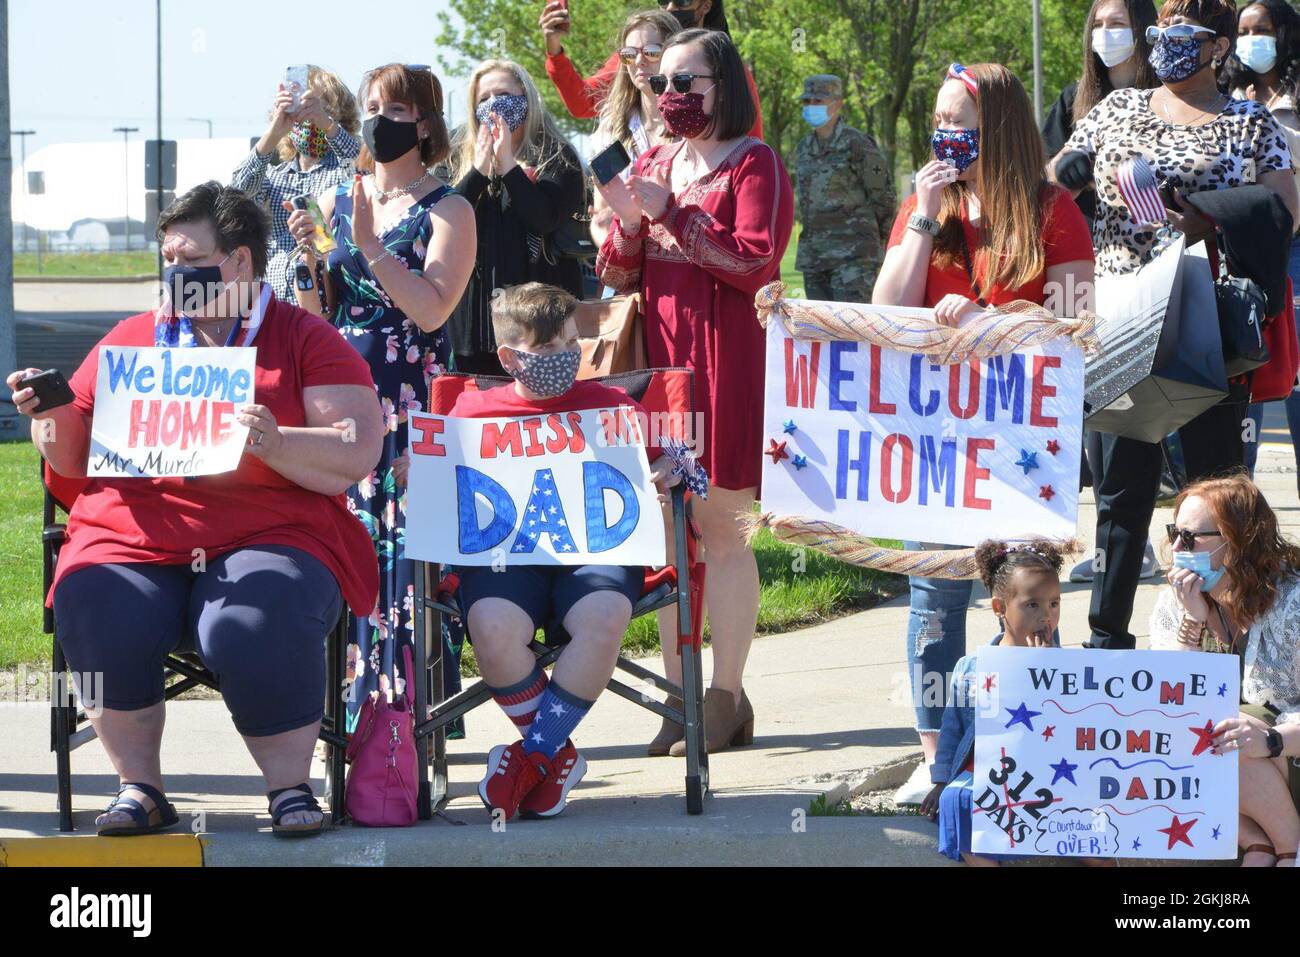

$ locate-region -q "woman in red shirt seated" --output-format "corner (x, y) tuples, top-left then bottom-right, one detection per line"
(6, 182), (383, 838)
(539, 0), (763, 139)
(871, 62), (1095, 805)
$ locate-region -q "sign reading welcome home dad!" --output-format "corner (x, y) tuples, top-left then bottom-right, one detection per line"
(89, 347), (256, 478)
(972, 648), (1239, 861)
(760, 318), (1084, 545)
(404, 406), (666, 567)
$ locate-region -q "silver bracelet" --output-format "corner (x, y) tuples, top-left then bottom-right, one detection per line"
(367, 250), (391, 270)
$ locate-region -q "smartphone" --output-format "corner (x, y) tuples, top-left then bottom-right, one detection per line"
(590, 141), (632, 187)
(1159, 179), (1181, 211)
(18, 369), (75, 413)
(291, 193), (337, 254)
(284, 65), (309, 113)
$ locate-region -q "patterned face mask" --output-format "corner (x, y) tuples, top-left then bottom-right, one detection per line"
(289, 121), (330, 158)
(508, 347), (581, 398)
(658, 89), (714, 139)
(475, 93), (529, 132)
(1149, 34), (1211, 83)
(931, 127), (980, 173)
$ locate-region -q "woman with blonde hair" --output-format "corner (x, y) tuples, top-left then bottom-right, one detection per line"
(232, 65), (360, 302)
(1149, 473), (1300, 866)
(588, 9), (681, 249)
(872, 61), (1095, 804)
(444, 59), (586, 376)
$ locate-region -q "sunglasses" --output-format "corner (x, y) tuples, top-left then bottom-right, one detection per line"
(1166, 524), (1223, 549)
(657, 0), (698, 9)
(649, 72), (717, 95)
(619, 44), (664, 64)
(1145, 24), (1215, 43)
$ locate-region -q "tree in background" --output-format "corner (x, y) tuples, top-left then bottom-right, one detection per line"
(437, 0), (1095, 181)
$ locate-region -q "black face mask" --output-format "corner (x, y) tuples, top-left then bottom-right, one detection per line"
(671, 8), (698, 28)
(362, 114), (421, 163)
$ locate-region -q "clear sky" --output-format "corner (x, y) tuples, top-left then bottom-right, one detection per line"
(10, 0), (467, 158)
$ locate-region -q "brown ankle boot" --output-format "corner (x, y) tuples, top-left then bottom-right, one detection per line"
(669, 687), (754, 756)
(647, 695), (684, 757)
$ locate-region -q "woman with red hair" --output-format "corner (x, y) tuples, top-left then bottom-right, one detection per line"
(1150, 472), (1300, 866)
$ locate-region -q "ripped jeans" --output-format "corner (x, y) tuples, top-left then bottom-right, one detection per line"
(904, 541), (972, 733)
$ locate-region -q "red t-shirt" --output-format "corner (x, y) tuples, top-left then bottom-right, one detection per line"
(886, 185), (1094, 307)
(50, 296), (380, 616)
(448, 379), (662, 463)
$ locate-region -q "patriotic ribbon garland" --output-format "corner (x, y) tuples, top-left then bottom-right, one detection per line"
(750, 281), (1091, 578)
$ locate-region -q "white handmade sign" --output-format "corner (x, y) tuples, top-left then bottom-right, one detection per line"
(760, 317), (1084, 545)
(405, 406), (666, 566)
(89, 346), (255, 478)
(971, 647), (1239, 860)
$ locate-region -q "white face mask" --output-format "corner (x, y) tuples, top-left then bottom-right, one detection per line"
(1092, 27), (1136, 68)
(1237, 34), (1279, 75)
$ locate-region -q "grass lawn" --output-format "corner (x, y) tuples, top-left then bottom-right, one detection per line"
(14, 251), (157, 278)
(780, 221), (802, 292)
(0, 440), (46, 669)
(0, 436), (903, 673)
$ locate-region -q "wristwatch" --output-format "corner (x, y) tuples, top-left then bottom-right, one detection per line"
(1266, 727), (1284, 758)
(908, 212), (941, 237)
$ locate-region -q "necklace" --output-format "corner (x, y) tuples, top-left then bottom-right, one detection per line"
(373, 170), (430, 204)
(1154, 88), (1227, 126)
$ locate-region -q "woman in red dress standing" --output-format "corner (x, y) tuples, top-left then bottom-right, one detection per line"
(596, 27), (794, 755)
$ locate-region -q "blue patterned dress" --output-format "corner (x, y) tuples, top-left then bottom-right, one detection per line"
(327, 181), (464, 733)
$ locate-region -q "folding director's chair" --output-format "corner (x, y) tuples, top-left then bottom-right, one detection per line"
(409, 368), (711, 815)
(40, 462), (350, 832)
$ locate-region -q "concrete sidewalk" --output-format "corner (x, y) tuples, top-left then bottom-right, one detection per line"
(2, 442), (1296, 865)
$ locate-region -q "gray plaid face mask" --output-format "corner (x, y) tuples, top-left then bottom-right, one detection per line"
(508, 347), (581, 397)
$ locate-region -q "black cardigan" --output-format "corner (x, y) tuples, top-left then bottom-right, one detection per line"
(448, 144), (585, 361)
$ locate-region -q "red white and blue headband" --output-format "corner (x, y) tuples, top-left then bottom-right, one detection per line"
(947, 63), (979, 100)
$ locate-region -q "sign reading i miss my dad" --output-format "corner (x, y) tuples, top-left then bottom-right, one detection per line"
(761, 319), (1084, 545)
(971, 648), (1239, 861)
(89, 347), (255, 478)
(404, 407), (666, 567)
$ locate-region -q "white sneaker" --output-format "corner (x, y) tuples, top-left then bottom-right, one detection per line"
(894, 759), (934, 805)
(1068, 557), (1095, 583)
(1140, 540), (1160, 579)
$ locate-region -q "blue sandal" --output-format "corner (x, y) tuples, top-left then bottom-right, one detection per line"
(97, 782), (179, 837)
(267, 783), (326, 838)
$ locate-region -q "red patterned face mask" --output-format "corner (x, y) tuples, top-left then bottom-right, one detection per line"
(290, 121), (330, 158)
(658, 89), (714, 139)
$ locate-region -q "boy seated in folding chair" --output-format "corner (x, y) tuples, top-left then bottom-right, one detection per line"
(450, 282), (680, 820)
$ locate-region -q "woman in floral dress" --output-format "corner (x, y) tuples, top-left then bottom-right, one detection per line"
(287, 64), (475, 730)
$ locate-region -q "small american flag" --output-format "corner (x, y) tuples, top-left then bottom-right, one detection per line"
(1116, 156), (1168, 227)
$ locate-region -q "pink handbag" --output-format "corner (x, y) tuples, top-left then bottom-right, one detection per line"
(344, 647), (419, 827)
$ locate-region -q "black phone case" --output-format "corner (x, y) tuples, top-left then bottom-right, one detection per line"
(21, 370), (75, 411)
(591, 142), (631, 186)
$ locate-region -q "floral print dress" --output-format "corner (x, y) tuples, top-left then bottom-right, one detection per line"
(327, 181), (463, 733)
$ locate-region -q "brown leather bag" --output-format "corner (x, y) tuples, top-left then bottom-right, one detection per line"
(574, 293), (646, 379)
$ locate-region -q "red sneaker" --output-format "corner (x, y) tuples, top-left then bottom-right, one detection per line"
(478, 741), (547, 821)
(520, 740), (587, 819)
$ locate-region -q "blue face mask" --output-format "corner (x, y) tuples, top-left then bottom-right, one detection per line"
(476, 93), (529, 132)
(1150, 34), (1213, 83)
(931, 127), (980, 172)
(803, 104), (830, 127)
(1172, 543), (1228, 591)
(1237, 35), (1279, 75)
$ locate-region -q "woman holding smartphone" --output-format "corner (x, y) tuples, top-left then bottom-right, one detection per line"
(287, 63), (474, 732)
(596, 28), (793, 755)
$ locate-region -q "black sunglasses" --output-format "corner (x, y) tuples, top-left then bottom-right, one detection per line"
(1166, 524), (1223, 549)
(648, 72), (717, 95)
(657, 0), (698, 9)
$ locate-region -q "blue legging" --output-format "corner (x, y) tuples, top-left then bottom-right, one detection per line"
(53, 545), (341, 737)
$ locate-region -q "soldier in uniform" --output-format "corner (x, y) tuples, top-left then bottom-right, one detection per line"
(795, 74), (897, 304)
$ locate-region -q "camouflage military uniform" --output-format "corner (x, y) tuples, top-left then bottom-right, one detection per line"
(796, 119), (897, 305)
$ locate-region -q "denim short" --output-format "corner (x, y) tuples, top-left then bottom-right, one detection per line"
(458, 564), (642, 639)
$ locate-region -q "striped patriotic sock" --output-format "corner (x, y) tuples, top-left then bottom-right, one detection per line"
(520, 682), (593, 758)
(488, 665), (550, 735)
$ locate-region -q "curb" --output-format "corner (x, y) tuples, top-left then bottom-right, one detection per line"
(0, 835), (204, 867)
